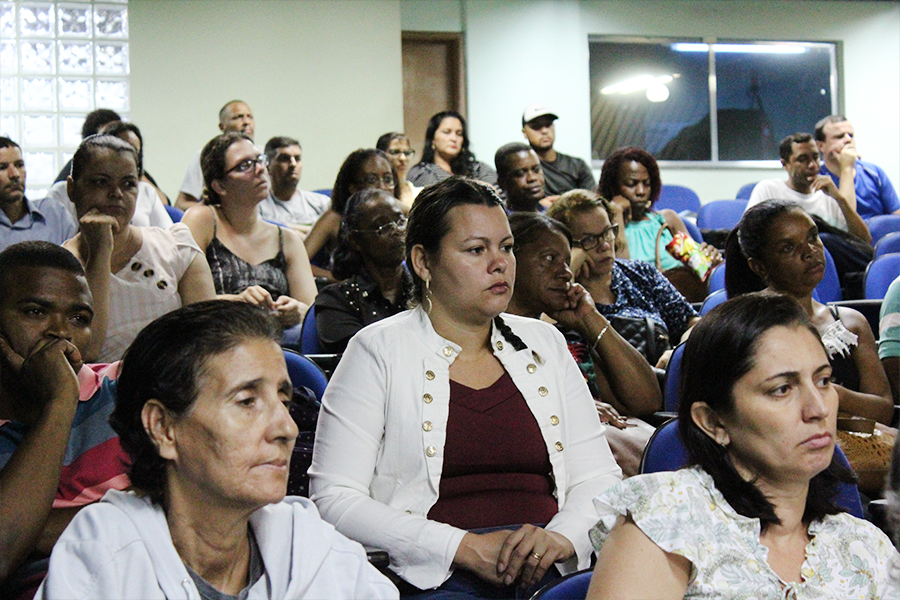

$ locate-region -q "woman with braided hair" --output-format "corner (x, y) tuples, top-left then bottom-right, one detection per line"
(310, 177), (621, 598)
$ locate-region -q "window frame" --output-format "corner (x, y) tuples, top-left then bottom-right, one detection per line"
(588, 35), (840, 169)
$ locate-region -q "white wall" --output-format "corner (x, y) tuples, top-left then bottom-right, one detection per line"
(129, 0), (404, 196)
(463, 0), (900, 203)
(128, 0), (899, 204)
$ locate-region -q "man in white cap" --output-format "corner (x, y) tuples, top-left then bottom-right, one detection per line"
(522, 103), (595, 196)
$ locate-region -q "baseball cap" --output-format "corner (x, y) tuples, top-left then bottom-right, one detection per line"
(522, 103), (559, 126)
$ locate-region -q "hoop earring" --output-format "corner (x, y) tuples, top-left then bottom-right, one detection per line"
(423, 279), (433, 314)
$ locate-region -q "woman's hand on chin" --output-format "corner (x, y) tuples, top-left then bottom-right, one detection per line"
(550, 283), (597, 330)
(273, 296), (304, 327)
(79, 208), (117, 254)
(497, 524), (575, 589)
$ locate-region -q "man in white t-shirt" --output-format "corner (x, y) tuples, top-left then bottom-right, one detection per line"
(174, 100), (255, 210)
(257, 136), (330, 236)
(747, 132), (871, 244)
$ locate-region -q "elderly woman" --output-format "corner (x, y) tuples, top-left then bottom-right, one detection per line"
(63, 135), (215, 362)
(547, 189), (699, 353)
(36, 301), (397, 599)
(406, 111), (498, 188)
(310, 177), (621, 598)
(505, 212), (661, 475)
(377, 132), (421, 210)
(314, 188), (411, 353)
(303, 148), (400, 280)
(182, 133), (317, 329)
(587, 293), (900, 599)
(598, 147), (722, 302)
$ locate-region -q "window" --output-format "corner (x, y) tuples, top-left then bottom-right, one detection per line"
(0, 0), (129, 197)
(589, 38), (837, 165)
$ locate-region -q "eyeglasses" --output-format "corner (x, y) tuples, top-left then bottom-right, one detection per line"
(226, 154), (269, 175)
(386, 149), (416, 158)
(572, 224), (619, 251)
(355, 216), (407, 237)
(359, 173), (395, 188)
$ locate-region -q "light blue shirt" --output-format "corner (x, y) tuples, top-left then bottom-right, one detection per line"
(0, 196), (78, 251)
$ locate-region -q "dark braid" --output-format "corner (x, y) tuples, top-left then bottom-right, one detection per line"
(493, 315), (528, 352)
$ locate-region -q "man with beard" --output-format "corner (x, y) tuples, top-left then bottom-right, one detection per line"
(0, 138), (76, 251)
(522, 104), (595, 196)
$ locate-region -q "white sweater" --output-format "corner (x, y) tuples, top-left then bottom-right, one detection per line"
(309, 307), (622, 589)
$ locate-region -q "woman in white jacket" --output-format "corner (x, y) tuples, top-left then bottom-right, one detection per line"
(37, 301), (397, 600)
(309, 177), (622, 597)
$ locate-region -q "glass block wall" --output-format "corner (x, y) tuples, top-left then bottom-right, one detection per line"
(0, 0), (129, 198)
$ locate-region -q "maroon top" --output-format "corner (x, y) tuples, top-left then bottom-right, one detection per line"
(427, 371), (558, 530)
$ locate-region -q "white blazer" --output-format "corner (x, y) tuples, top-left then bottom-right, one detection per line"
(309, 306), (622, 589)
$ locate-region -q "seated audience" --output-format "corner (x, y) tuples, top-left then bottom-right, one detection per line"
(587, 292), (900, 599)
(303, 148), (400, 280)
(176, 100), (255, 210)
(36, 301), (398, 599)
(258, 136), (331, 236)
(0, 241), (128, 599)
(495, 143), (548, 213)
(63, 135), (215, 362)
(183, 132), (317, 330)
(816, 115), (899, 220)
(880, 275), (900, 404)
(53, 109), (120, 184)
(748, 132), (873, 296)
(748, 132), (870, 243)
(310, 178), (621, 597)
(505, 212), (660, 475)
(725, 199), (892, 425)
(1, 137), (77, 251)
(547, 190), (699, 351)
(598, 147), (722, 302)
(46, 122), (174, 229)
(407, 111), (498, 188)
(314, 189), (411, 353)
(376, 132), (421, 210)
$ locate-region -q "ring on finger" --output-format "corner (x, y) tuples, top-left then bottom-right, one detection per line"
(531, 552), (542, 561)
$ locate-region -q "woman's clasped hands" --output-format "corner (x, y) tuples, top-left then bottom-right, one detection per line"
(455, 525), (575, 589)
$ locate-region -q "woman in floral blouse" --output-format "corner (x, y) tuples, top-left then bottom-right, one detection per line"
(588, 292), (900, 599)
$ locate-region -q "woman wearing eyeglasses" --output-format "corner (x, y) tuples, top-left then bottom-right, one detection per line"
(547, 190), (699, 350)
(303, 148), (401, 281)
(182, 133), (317, 328)
(314, 189), (412, 353)
(377, 132), (421, 211)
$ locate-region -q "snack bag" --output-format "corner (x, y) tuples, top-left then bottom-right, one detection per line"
(666, 232), (713, 282)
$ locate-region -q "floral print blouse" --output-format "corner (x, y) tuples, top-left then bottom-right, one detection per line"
(590, 467), (900, 599)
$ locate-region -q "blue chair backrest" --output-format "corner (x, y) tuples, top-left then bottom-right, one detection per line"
(529, 568), (593, 600)
(663, 343), (687, 412)
(697, 199), (748, 231)
(639, 419), (864, 518)
(700, 288), (728, 316)
(314, 188), (333, 198)
(656, 184), (701, 215)
(683, 218), (703, 244)
(282, 349), (328, 404)
(707, 262), (726, 294)
(867, 215), (900, 247)
(875, 232), (900, 258)
(300, 305), (322, 354)
(736, 182), (758, 200)
(814, 246), (842, 303)
(164, 204), (184, 223)
(865, 254), (900, 300)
